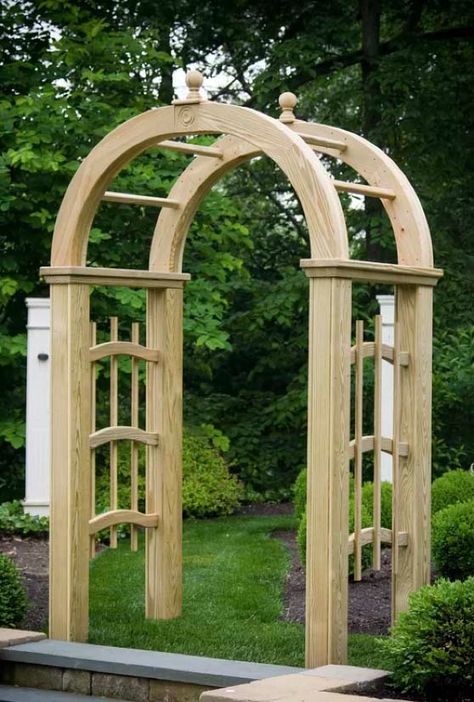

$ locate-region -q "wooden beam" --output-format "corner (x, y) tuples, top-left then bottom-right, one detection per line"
(296, 131), (348, 152)
(158, 140), (223, 159)
(301, 259), (443, 287)
(306, 276), (351, 667)
(90, 426), (159, 449)
(102, 191), (180, 208)
(348, 527), (408, 555)
(333, 180), (396, 200)
(40, 266), (190, 289)
(90, 341), (159, 363)
(89, 509), (159, 534)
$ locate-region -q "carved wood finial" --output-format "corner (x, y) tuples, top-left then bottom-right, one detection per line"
(173, 69), (205, 105)
(279, 92), (297, 123)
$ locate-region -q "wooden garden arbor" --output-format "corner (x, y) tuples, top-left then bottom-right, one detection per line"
(42, 71), (442, 667)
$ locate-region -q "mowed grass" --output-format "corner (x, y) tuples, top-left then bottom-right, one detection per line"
(89, 514), (387, 668)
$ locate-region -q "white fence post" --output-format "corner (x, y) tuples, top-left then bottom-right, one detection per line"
(23, 298), (51, 516)
(376, 294), (395, 483)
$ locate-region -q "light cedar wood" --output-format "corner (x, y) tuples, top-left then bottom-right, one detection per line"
(305, 277), (351, 667)
(90, 340), (159, 363)
(295, 131), (348, 152)
(102, 191), (181, 208)
(348, 527), (408, 555)
(349, 340), (409, 366)
(353, 321), (364, 582)
(49, 102), (348, 267)
(301, 260), (442, 286)
(392, 286), (432, 621)
(109, 317), (118, 549)
(373, 315), (383, 569)
(347, 436), (408, 459)
(158, 139), (223, 158)
(146, 288), (183, 619)
(49, 283), (90, 642)
(89, 426), (159, 449)
(130, 322), (140, 552)
(41, 266), (190, 288)
(90, 321), (97, 560)
(89, 509), (158, 534)
(332, 179), (395, 200)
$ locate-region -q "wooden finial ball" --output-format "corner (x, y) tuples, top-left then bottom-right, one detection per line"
(279, 91), (297, 123)
(186, 70), (204, 92)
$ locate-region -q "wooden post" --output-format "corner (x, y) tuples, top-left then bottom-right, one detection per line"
(392, 285), (433, 620)
(146, 287), (183, 618)
(305, 275), (351, 667)
(49, 283), (91, 641)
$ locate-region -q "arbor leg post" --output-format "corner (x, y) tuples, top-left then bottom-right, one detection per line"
(392, 285), (432, 620)
(146, 287), (183, 618)
(305, 276), (351, 667)
(49, 283), (90, 641)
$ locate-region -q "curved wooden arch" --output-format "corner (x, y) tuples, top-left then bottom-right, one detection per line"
(150, 122), (433, 272)
(51, 103), (348, 266)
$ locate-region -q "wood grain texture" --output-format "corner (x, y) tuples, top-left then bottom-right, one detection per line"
(305, 277), (351, 667)
(49, 102), (348, 268)
(89, 426), (159, 448)
(347, 527), (408, 555)
(349, 341), (409, 366)
(109, 317), (118, 549)
(158, 139), (223, 158)
(332, 180), (395, 200)
(89, 509), (158, 534)
(90, 322), (97, 560)
(49, 283), (90, 642)
(392, 286), (433, 622)
(89, 341), (159, 363)
(130, 322), (139, 552)
(373, 315), (382, 570)
(353, 320), (364, 582)
(146, 288), (183, 619)
(301, 260), (442, 286)
(41, 266), (190, 288)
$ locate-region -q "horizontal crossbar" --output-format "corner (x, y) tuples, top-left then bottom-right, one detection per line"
(90, 341), (159, 363)
(89, 509), (159, 534)
(333, 179), (396, 200)
(347, 527), (408, 555)
(103, 191), (181, 208)
(90, 426), (159, 449)
(350, 341), (409, 366)
(296, 131), (348, 152)
(348, 435), (409, 459)
(158, 139), (223, 158)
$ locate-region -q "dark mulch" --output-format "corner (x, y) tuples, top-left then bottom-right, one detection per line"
(274, 528), (392, 635)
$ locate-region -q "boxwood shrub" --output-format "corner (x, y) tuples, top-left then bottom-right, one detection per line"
(431, 469), (474, 515)
(432, 499), (474, 580)
(385, 577), (474, 700)
(0, 554), (28, 627)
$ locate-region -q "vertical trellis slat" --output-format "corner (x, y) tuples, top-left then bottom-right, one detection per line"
(89, 321), (97, 559)
(373, 315), (382, 569)
(109, 316), (118, 548)
(391, 319), (401, 621)
(354, 319), (364, 581)
(130, 322), (140, 552)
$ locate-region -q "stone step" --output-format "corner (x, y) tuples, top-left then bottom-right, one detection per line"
(0, 685), (124, 702)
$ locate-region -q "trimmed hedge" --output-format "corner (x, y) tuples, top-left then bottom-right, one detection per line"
(432, 499), (474, 580)
(384, 577), (474, 700)
(0, 554), (28, 628)
(431, 469), (474, 515)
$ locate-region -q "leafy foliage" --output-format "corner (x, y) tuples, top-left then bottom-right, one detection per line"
(0, 500), (49, 536)
(431, 469), (474, 515)
(0, 554), (28, 628)
(384, 578), (474, 701)
(432, 500), (474, 581)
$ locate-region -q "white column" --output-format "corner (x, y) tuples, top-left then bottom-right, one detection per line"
(376, 294), (395, 483)
(23, 298), (51, 516)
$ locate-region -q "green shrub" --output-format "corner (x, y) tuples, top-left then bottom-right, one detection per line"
(384, 577), (474, 700)
(0, 554), (28, 627)
(431, 469), (474, 515)
(182, 428), (243, 518)
(0, 501), (49, 536)
(361, 481), (392, 529)
(432, 499), (474, 580)
(293, 468), (306, 521)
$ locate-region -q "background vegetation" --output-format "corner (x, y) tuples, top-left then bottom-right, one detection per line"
(1, 0), (473, 500)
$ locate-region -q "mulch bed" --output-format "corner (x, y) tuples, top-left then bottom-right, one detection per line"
(0, 504), (392, 636)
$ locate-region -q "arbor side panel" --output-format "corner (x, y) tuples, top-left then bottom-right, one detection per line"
(305, 277), (351, 667)
(392, 285), (432, 619)
(49, 283), (91, 641)
(146, 287), (183, 619)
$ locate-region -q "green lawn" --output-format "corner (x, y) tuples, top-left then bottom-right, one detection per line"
(89, 514), (387, 668)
